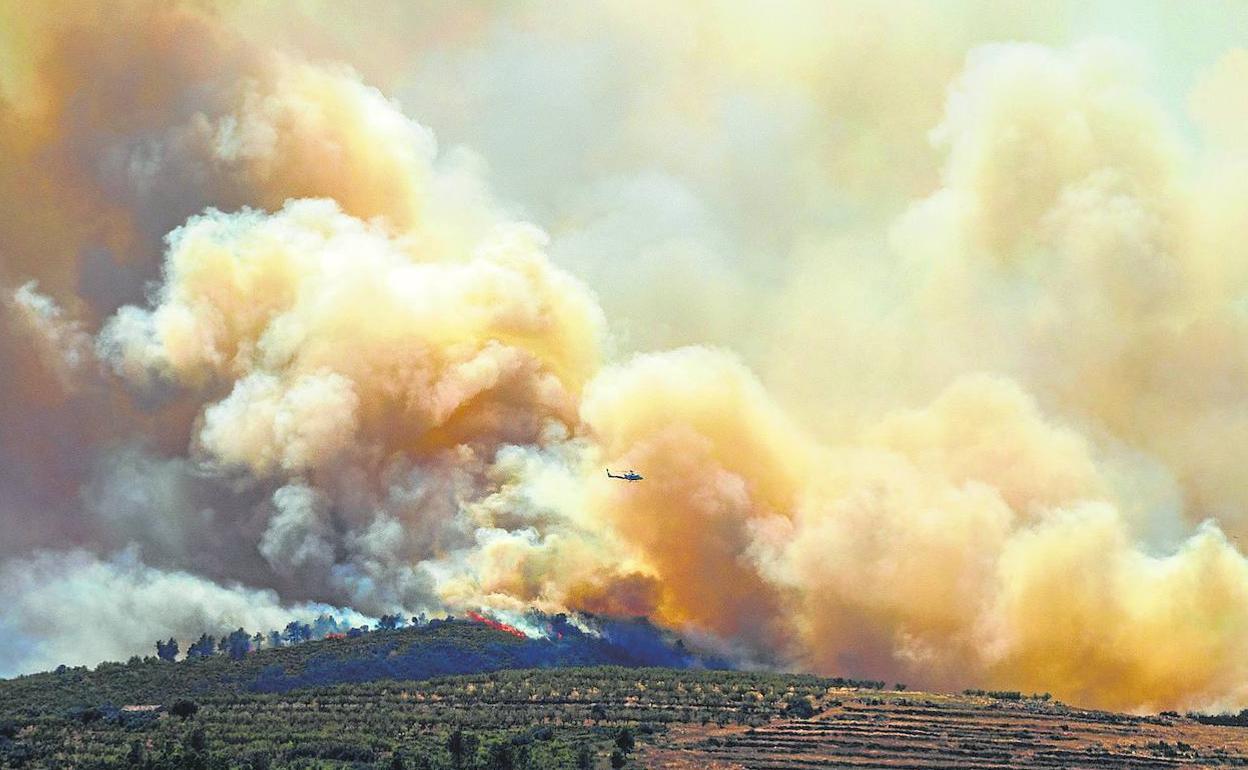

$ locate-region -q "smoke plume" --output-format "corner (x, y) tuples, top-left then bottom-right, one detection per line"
(5, 0), (1248, 713)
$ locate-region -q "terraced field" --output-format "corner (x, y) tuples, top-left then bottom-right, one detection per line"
(644, 692), (1248, 769)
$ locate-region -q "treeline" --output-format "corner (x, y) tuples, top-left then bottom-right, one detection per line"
(962, 689), (1052, 701)
(132, 613), (728, 695)
(1189, 708), (1248, 726)
(153, 613), (416, 663)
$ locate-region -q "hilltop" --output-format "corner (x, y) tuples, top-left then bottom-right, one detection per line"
(0, 615), (718, 714)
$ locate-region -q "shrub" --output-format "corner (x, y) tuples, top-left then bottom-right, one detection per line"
(784, 698), (816, 719)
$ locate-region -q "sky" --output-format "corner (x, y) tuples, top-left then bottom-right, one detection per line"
(4, 0), (1248, 712)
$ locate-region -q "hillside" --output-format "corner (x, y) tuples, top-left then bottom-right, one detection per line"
(5, 622), (1248, 768)
(0, 616), (716, 715)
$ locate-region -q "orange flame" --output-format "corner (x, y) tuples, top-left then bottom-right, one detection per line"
(466, 610), (527, 639)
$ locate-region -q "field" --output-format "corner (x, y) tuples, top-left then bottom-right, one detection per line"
(645, 691), (1248, 769)
(4, 622), (1248, 768)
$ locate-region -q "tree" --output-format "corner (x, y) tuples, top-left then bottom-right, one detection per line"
(312, 613), (341, 637)
(155, 637), (179, 661)
(610, 749), (626, 769)
(126, 739), (144, 767)
(409, 753), (433, 770)
(77, 707), (103, 724)
(485, 742), (514, 770)
(448, 728), (465, 768)
(576, 745), (594, 770)
(222, 628), (251, 660)
(615, 727), (634, 754)
(785, 697), (816, 719)
(377, 614), (400, 630)
(170, 699), (199, 720)
(447, 728), (477, 769)
(186, 634), (216, 659)
(283, 621), (312, 645)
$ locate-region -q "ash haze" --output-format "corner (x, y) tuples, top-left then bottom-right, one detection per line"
(4, 0), (1248, 713)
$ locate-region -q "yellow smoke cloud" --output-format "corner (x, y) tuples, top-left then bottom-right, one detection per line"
(9, 0), (1248, 713)
(581, 347), (816, 651)
(583, 361), (1248, 710)
(101, 199), (604, 476)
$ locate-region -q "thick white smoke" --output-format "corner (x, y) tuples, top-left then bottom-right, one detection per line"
(0, 548), (369, 677)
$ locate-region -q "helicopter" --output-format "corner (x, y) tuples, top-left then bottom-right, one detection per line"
(606, 468), (643, 482)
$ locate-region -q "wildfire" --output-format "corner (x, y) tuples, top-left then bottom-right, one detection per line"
(466, 611), (527, 639)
